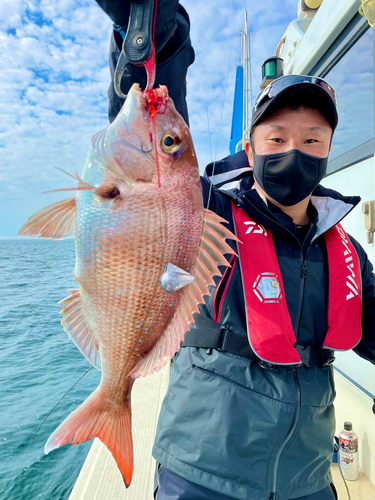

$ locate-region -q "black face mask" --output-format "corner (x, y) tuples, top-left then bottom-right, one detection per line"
(252, 149), (328, 206)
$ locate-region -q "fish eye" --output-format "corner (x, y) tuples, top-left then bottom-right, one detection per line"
(95, 185), (120, 199)
(160, 131), (182, 155)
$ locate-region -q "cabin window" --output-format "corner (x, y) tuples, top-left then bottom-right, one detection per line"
(325, 28), (374, 174)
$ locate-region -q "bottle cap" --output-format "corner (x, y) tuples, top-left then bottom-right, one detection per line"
(344, 421), (353, 431)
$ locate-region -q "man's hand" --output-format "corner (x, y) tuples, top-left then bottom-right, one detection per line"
(99, 0), (194, 125)
(95, 0), (179, 54)
(95, 0), (130, 25)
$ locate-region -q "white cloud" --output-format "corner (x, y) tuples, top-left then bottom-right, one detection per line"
(0, 0), (23, 30)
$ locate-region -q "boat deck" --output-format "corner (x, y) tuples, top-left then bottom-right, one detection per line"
(331, 464), (375, 500)
(69, 366), (375, 500)
(69, 364), (169, 500)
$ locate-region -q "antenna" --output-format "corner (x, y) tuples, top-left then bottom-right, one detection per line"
(242, 11), (252, 138)
(229, 11), (253, 155)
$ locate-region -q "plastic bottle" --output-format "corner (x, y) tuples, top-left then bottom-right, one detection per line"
(339, 421), (359, 480)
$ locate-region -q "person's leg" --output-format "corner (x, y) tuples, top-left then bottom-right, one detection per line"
(153, 464), (338, 500)
(153, 464), (236, 500)
(293, 483), (338, 500)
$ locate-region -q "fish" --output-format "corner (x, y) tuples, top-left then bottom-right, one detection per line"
(19, 83), (238, 487)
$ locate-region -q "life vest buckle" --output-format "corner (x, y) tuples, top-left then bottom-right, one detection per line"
(295, 344), (335, 368)
(258, 360), (276, 370)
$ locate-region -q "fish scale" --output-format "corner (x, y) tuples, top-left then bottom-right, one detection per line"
(78, 189), (193, 403)
(18, 83), (239, 488)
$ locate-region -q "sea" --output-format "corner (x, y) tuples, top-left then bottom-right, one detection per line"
(0, 239), (101, 500)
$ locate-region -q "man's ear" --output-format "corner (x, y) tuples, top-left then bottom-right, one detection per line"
(245, 140), (254, 169)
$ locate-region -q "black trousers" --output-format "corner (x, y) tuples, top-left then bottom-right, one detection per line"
(154, 464), (338, 500)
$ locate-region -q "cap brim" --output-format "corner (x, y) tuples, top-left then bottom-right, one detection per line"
(251, 82), (338, 132)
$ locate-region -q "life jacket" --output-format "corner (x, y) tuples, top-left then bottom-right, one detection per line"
(232, 203), (363, 365)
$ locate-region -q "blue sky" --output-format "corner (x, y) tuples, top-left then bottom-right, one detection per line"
(0, 0), (297, 238)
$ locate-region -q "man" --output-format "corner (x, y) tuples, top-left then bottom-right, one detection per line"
(96, 2), (375, 499)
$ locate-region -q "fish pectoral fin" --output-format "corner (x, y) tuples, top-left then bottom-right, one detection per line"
(159, 262), (195, 292)
(59, 289), (101, 370)
(45, 390), (134, 488)
(18, 197), (76, 239)
(129, 209), (238, 379)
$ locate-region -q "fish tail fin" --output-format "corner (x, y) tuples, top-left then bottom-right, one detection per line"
(45, 390), (134, 487)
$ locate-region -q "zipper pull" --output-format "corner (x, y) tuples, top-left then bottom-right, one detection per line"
(301, 261), (307, 278)
(269, 493), (275, 500)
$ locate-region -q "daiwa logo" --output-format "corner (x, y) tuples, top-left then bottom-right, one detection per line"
(337, 226), (359, 300)
(244, 221), (267, 236)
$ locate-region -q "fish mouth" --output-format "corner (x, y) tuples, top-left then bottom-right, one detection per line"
(112, 83), (157, 157)
(119, 138), (153, 160)
(115, 141), (156, 185)
(101, 83), (172, 185)
(105, 137), (155, 184)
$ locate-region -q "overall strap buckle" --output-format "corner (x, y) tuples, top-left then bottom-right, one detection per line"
(216, 326), (230, 351)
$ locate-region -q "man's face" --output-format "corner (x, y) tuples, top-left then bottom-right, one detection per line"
(246, 105), (332, 164)
(245, 105), (333, 209)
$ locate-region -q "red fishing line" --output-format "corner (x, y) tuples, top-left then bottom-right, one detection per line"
(143, 89), (170, 189)
(152, 116), (161, 188)
(147, 113), (153, 143)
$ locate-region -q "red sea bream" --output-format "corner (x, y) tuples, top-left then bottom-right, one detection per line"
(19, 84), (238, 487)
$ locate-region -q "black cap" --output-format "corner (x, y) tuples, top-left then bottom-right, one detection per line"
(251, 75), (338, 134)
(344, 421), (353, 431)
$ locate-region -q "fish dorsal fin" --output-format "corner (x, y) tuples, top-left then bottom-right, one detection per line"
(59, 289), (101, 370)
(129, 209), (238, 379)
(18, 197), (76, 239)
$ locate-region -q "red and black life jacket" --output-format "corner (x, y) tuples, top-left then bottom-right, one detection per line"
(232, 203), (362, 365)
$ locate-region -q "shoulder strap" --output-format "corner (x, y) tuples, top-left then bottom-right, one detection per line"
(323, 223), (362, 349)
